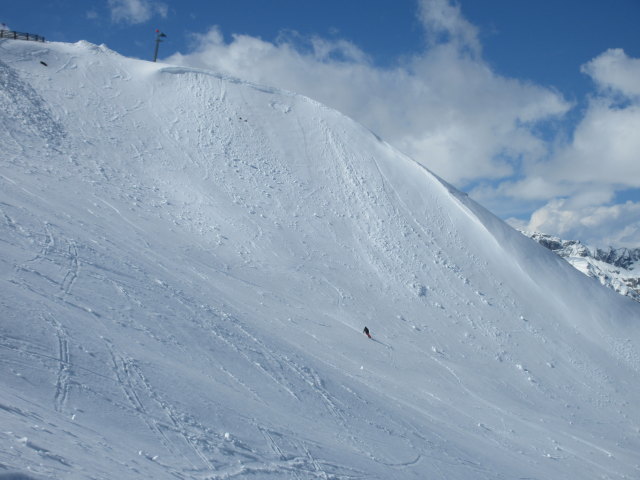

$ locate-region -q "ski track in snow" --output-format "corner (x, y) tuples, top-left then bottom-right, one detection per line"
(45, 314), (72, 413)
(1, 39), (640, 480)
(97, 312), (368, 478)
(103, 338), (220, 476)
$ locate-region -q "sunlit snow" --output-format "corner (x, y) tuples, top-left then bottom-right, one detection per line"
(1, 39), (639, 480)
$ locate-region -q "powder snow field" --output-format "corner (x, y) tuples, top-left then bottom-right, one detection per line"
(1, 39), (639, 480)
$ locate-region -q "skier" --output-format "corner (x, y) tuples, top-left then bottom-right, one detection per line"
(363, 326), (371, 339)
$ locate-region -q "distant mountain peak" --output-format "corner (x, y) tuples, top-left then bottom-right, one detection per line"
(523, 231), (640, 302)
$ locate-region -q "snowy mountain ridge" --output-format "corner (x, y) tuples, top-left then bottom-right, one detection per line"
(1, 39), (640, 480)
(523, 231), (640, 302)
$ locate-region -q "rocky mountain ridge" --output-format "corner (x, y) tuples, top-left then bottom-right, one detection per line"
(523, 231), (640, 302)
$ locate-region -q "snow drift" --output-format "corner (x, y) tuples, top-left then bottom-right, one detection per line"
(1, 39), (639, 480)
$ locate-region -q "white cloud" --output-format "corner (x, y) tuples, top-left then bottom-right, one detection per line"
(108, 0), (167, 25)
(417, 0), (481, 56)
(549, 100), (640, 185)
(582, 48), (640, 98)
(530, 49), (640, 191)
(516, 198), (640, 248)
(509, 48), (640, 245)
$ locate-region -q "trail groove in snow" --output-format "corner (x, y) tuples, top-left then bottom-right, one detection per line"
(1, 39), (639, 480)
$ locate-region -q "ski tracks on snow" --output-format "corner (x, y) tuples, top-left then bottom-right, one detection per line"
(220, 315), (352, 431)
(255, 426), (363, 480)
(60, 240), (80, 297)
(43, 314), (72, 413)
(103, 338), (218, 475)
(203, 315), (371, 478)
(101, 332), (362, 479)
(13, 222), (81, 300)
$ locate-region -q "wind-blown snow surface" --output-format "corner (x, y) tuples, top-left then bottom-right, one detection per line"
(1, 40), (640, 480)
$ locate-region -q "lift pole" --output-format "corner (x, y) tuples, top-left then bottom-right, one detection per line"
(153, 29), (167, 62)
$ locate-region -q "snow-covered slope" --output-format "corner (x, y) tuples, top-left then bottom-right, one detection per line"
(524, 231), (640, 303)
(1, 39), (639, 480)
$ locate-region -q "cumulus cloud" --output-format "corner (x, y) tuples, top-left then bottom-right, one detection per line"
(550, 101), (640, 185)
(544, 49), (640, 187)
(519, 198), (640, 248)
(582, 48), (640, 98)
(417, 0), (481, 56)
(108, 0), (167, 25)
(511, 48), (640, 246)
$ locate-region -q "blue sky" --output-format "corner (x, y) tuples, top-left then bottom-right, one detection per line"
(3, 1), (640, 247)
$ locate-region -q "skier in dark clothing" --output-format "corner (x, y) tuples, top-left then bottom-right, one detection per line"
(363, 326), (371, 339)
